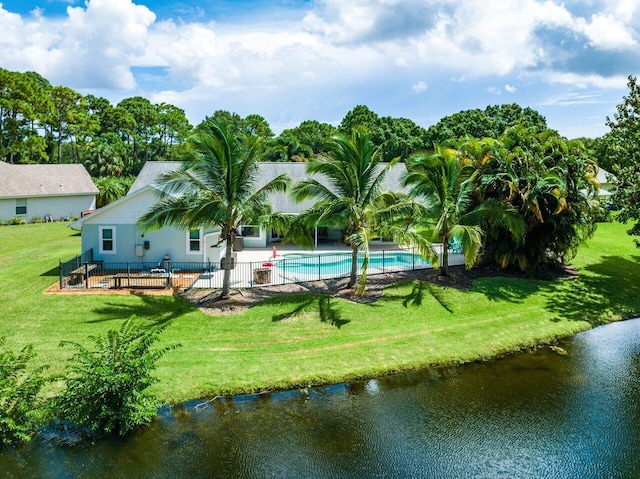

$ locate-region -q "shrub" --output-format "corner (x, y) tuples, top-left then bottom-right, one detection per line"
(8, 217), (26, 225)
(0, 337), (49, 447)
(56, 317), (181, 437)
(31, 216), (43, 224)
(593, 205), (612, 223)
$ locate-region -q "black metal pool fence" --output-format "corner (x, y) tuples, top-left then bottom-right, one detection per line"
(58, 247), (465, 290)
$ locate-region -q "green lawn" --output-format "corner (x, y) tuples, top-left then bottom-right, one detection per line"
(1, 221), (639, 404)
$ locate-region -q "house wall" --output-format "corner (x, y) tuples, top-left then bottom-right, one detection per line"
(241, 229), (268, 248)
(0, 195), (96, 223)
(82, 223), (216, 265)
(78, 189), (223, 265)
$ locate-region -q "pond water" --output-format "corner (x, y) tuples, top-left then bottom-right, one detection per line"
(2, 318), (640, 478)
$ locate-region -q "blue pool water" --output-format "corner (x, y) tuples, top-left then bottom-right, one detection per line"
(276, 251), (431, 275)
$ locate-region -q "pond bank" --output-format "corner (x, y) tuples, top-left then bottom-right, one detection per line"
(5, 318), (639, 478)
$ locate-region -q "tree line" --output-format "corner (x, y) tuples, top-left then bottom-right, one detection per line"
(1, 67), (556, 172)
(0, 68), (192, 174)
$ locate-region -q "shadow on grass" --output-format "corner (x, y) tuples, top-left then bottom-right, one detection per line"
(40, 265), (60, 277)
(319, 296), (350, 328)
(472, 277), (549, 303)
(379, 279), (455, 313)
(88, 295), (196, 328)
(263, 293), (350, 328)
(545, 255), (640, 327)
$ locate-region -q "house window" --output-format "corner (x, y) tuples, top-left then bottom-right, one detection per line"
(241, 225), (259, 238)
(15, 199), (27, 216)
(187, 229), (201, 253)
(99, 227), (116, 254)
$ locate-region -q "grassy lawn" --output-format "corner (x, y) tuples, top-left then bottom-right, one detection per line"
(1, 221), (639, 404)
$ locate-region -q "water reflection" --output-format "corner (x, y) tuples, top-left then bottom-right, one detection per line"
(2, 319), (640, 478)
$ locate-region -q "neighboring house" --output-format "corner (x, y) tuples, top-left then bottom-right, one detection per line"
(596, 167), (616, 202)
(0, 161), (98, 223)
(70, 161), (409, 264)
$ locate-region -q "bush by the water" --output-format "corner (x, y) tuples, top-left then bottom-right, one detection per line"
(55, 318), (181, 437)
(0, 338), (50, 447)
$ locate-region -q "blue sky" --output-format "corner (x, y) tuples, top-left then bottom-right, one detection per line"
(1, 0), (638, 137)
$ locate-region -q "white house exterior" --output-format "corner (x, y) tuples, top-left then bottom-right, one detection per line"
(596, 167), (616, 201)
(0, 161), (98, 223)
(70, 161), (409, 265)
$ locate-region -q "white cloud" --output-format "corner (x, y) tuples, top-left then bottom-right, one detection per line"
(543, 72), (629, 89)
(0, 0), (636, 138)
(580, 13), (636, 50)
(412, 81), (428, 93)
(539, 92), (604, 107)
(0, 0), (155, 88)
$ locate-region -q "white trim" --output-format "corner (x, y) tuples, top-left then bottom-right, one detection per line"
(186, 227), (203, 255)
(99, 226), (117, 254)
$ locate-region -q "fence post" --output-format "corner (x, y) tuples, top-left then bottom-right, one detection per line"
(84, 263), (89, 289)
(59, 259), (63, 289)
(382, 250), (385, 274)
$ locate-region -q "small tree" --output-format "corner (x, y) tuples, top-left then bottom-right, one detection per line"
(606, 76), (640, 241)
(0, 338), (49, 447)
(56, 318), (180, 437)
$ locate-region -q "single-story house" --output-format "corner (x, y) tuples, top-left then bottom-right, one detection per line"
(69, 161), (408, 265)
(0, 161), (98, 223)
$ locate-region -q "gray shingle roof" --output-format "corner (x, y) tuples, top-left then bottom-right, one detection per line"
(130, 161), (409, 214)
(0, 161), (98, 198)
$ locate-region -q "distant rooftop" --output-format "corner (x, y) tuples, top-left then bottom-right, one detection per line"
(0, 161), (98, 198)
(130, 161), (409, 214)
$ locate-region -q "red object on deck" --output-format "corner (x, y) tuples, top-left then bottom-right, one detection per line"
(262, 262), (274, 267)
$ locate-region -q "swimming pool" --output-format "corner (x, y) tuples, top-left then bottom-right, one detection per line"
(276, 251), (431, 276)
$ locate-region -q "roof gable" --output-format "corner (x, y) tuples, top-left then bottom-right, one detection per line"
(69, 184), (159, 228)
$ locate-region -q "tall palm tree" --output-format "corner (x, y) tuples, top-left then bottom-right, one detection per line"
(137, 119), (289, 299)
(290, 127), (429, 296)
(404, 142), (524, 276)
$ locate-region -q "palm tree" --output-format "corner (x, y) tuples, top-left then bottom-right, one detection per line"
(93, 176), (132, 208)
(137, 119), (289, 299)
(477, 128), (598, 272)
(404, 142), (524, 276)
(290, 127), (429, 296)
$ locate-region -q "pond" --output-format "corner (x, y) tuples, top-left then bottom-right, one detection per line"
(2, 318), (640, 478)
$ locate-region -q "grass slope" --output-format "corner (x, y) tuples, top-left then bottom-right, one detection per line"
(1, 221), (639, 404)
